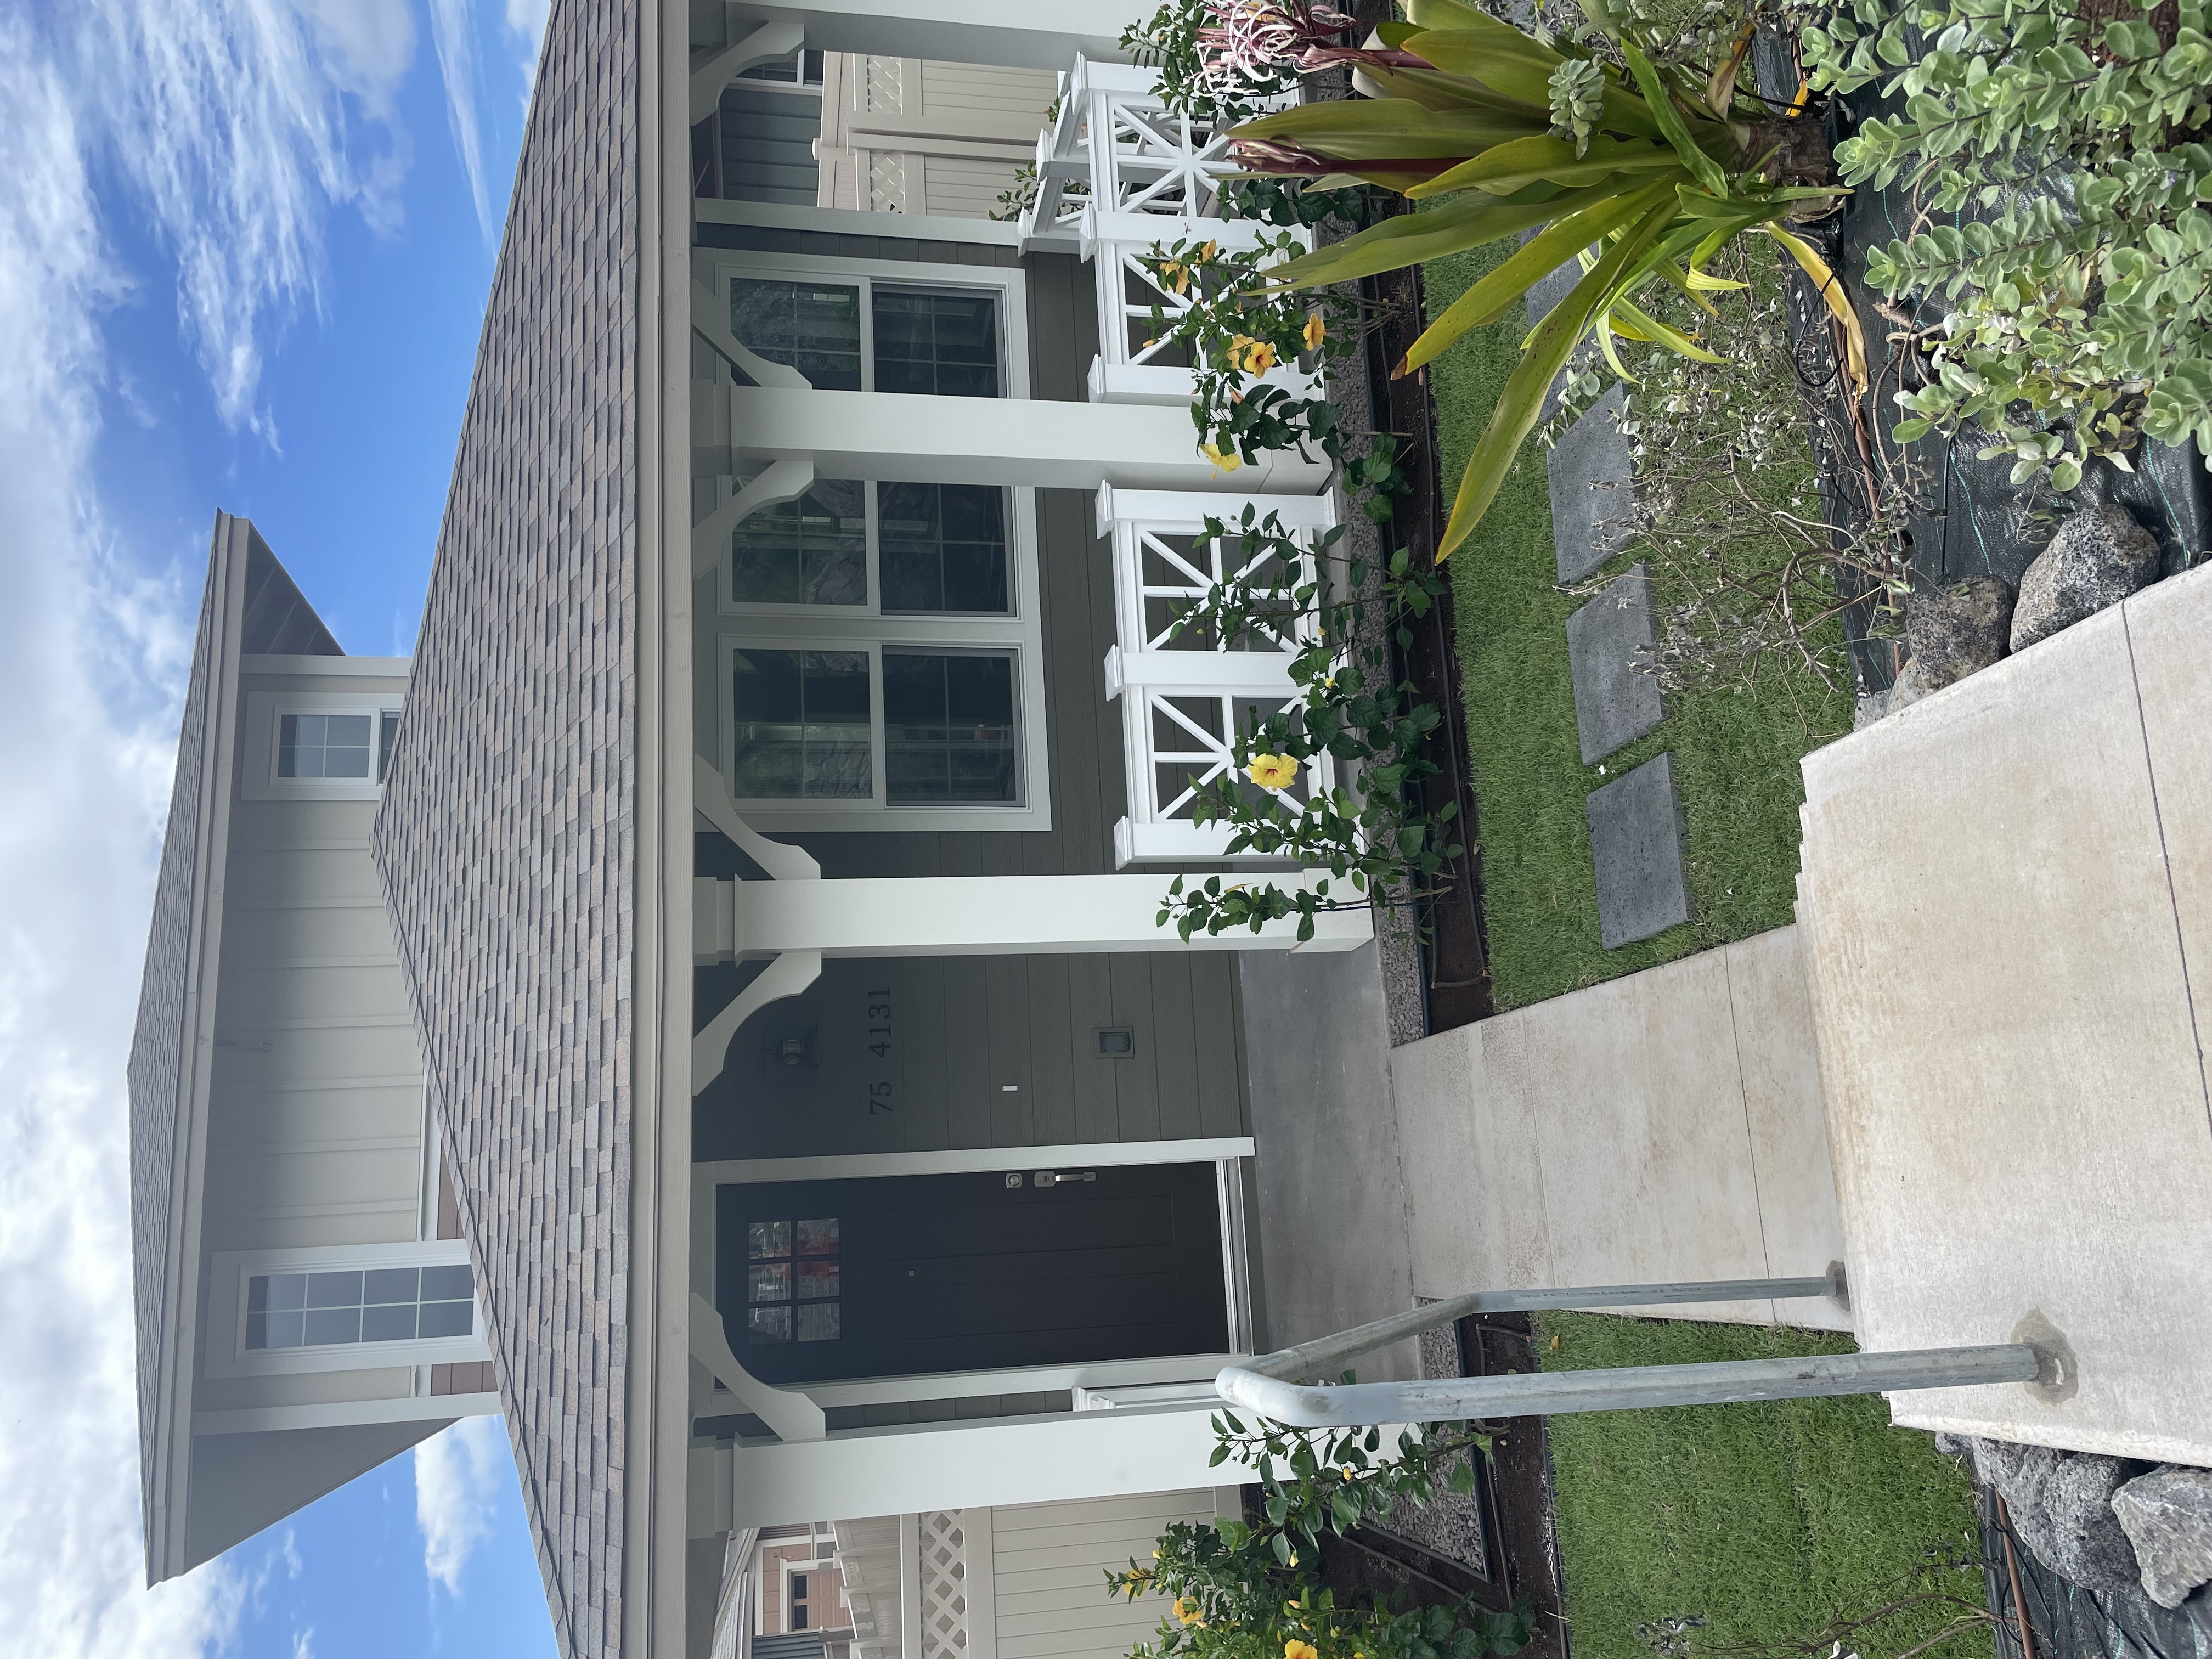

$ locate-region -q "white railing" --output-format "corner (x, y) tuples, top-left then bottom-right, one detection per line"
(1024, 58), (1311, 408)
(1096, 486), (1339, 866)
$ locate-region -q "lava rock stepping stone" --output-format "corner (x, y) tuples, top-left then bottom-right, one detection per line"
(1588, 752), (1690, 949)
(2011, 503), (2162, 652)
(1549, 385), (1637, 584)
(2115, 1467), (2212, 1608)
(1567, 563), (1664, 763)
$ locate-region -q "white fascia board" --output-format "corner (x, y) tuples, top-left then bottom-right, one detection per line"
(192, 1391), (500, 1436)
(727, 385), (1332, 494)
(723, 1401), (1228, 1529)
(695, 2), (1132, 70)
(239, 654), (414, 678)
(150, 511), (253, 1583)
(696, 198), (1026, 248)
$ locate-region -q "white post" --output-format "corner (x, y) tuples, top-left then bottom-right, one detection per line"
(695, 872), (1372, 959)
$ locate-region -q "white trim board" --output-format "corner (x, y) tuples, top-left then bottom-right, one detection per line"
(696, 1136), (1254, 1186)
(696, 196), (1026, 247)
(191, 1391), (500, 1436)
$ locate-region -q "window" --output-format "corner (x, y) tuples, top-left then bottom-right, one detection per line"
(210, 1241), (484, 1378)
(884, 650), (1017, 804)
(246, 1263), (475, 1351)
(727, 479), (1010, 616)
(732, 648), (873, 801)
(746, 1216), (840, 1346)
(245, 692), (405, 800)
(720, 266), (1007, 398)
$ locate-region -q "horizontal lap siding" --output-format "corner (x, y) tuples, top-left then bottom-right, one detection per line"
(985, 1492), (1224, 1659)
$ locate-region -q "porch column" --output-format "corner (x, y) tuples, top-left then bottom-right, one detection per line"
(695, 873), (1372, 960)
(725, 384), (1333, 495)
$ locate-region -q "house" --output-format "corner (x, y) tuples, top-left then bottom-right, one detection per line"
(129, 2), (1396, 1656)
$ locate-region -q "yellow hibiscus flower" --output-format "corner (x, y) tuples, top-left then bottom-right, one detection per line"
(1246, 753), (1299, 791)
(1199, 442), (1244, 475)
(1229, 335), (1279, 375)
(1286, 1641), (1321, 1659)
(1303, 313), (1326, 352)
(1173, 1598), (1205, 1627)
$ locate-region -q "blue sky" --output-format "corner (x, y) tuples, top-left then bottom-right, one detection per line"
(0, 2), (561, 1654)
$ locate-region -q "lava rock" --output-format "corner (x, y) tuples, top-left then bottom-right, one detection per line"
(1905, 577), (2015, 693)
(1967, 1440), (2148, 1594)
(2113, 1467), (2212, 1609)
(2011, 505), (2163, 652)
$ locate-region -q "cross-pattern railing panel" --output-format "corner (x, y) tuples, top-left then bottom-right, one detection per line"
(1097, 486), (1340, 865)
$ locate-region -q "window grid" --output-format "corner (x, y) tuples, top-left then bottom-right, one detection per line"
(277, 713), (374, 780)
(745, 1217), (840, 1345)
(245, 1263), (474, 1352)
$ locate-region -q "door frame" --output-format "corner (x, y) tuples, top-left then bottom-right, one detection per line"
(691, 1136), (1257, 1407)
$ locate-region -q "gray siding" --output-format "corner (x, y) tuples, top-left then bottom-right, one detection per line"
(693, 950), (1249, 1161)
(715, 86), (822, 206)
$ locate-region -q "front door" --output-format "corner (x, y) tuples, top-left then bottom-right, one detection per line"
(716, 1163), (1229, 1384)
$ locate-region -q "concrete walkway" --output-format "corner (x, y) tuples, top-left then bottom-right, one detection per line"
(1389, 926), (1850, 1331)
(1798, 560), (2212, 1466)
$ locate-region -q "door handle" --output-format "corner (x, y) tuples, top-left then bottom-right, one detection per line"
(1034, 1170), (1096, 1188)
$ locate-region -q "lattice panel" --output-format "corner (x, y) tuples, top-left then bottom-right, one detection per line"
(867, 150), (909, 214)
(918, 1511), (969, 1659)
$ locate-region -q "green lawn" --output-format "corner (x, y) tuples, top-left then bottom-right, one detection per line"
(1421, 240), (1853, 1010)
(1538, 1313), (1993, 1659)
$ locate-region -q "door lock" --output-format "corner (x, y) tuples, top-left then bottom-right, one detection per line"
(1034, 1170), (1096, 1188)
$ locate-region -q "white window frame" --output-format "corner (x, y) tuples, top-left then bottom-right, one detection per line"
(241, 690), (404, 802)
(719, 628), (1047, 832)
(205, 1239), (489, 1379)
(696, 248), (1031, 401)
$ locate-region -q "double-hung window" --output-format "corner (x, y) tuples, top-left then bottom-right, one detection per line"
(723, 266), (1007, 398)
(704, 252), (1047, 831)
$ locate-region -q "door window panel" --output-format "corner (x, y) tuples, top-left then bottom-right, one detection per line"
(884, 651), (1017, 804)
(730, 278), (863, 390)
(731, 648), (872, 799)
(873, 288), (1000, 398)
(879, 483), (1008, 614)
(732, 479), (868, 606)
(742, 1215), (841, 1345)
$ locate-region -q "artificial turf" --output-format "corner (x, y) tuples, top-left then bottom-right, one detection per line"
(1536, 1313), (1994, 1659)
(1420, 239), (1854, 1011)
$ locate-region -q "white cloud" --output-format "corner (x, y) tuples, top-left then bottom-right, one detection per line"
(68, 0), (419, 434)
(506, 0), (552, 100)
(0, 18), (245, 1659)
(428, 0), (495, 244)
(291, 1625), (318, 1659)
(289, 0), (416, 115)
(415, 1417), (507, 1596)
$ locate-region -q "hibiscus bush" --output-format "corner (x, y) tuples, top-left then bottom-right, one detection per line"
(1155, 506), (1461, 945)
(1108, 1410), (1530, 1659)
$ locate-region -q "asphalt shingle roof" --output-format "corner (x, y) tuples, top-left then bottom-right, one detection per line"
(369, 0), (639, 1652)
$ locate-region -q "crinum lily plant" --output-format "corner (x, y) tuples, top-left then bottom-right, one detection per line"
(1133, 0), (1859, 557)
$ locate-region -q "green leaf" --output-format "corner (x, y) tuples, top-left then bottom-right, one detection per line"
(1399, 176), (1682, 374)
(1619, 42), (1729, 194)
(1254, 194), (1562, 291)
(1408, 132), (1688, 198)
(1438, 189), (1678, 558)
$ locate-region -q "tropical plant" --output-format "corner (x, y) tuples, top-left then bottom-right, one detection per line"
(1123, 0), (1852, 557)
(1153, 505), (1463, 945)
(1104, 1406), (1528, 1659)
(1804, 0), (2212, 489)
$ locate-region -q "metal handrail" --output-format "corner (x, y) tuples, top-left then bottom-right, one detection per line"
(1215, 1268), (2050, 1427)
